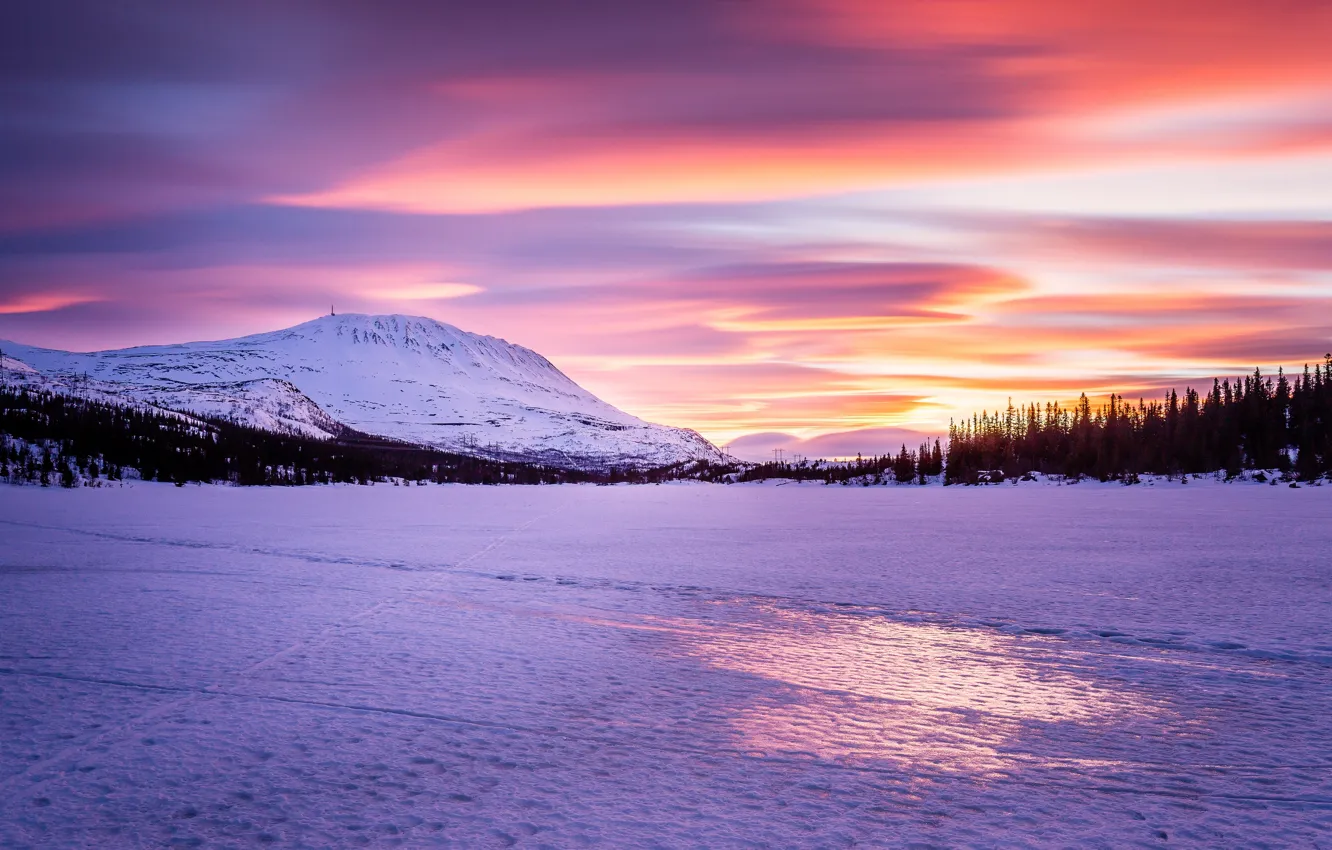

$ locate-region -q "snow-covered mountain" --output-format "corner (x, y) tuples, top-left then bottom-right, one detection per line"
(0, 314), (726, 469)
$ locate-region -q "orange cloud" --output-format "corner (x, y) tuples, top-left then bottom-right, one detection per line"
(271, 1), (1332, 215)
(276, 128), (1052, 214)
(779, 0), (1332, 106)
(377, 282), (484, 301)
(7, 2), (1331, 446)
(996, 218), (1332, 270)
(0, 293), (101, 315)
(494, 282), (1332, 439)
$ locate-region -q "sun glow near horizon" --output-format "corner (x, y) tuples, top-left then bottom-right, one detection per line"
(1, 0), (1330, 449)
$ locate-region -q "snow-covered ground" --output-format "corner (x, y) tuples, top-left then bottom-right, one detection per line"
(2, 314), (726, 468)
(2, 484), (1330, 847)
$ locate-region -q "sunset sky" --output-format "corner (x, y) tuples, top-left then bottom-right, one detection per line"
(3, 1), (1331, 451)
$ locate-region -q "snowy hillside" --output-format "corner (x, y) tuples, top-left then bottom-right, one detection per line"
(0, 354), (36, 375)
(0, 314), (725, 468)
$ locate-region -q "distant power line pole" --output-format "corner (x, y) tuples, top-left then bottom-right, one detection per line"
(772, 448), (785, 464)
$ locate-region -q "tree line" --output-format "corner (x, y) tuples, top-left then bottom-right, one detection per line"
(945, 357), (1332, 484)
(7, 356), (1330, 489)
(0, 383), (616, 487)
(730, 441), (944, 485)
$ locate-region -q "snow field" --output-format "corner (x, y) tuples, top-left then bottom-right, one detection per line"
(1, 483), (1330, 847)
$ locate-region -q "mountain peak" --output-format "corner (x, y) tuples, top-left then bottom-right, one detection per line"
(3, 314), (725, 470)
(297, 311), (464, 334)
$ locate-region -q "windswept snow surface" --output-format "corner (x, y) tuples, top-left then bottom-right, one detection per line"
(2, 483), (1331, 847)
(1, 314), (725, 468)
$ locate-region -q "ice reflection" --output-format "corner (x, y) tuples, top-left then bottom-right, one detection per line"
(688, 605), (1160, 775)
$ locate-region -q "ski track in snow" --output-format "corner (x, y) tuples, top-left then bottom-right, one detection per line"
(1, 483), (1331, 847)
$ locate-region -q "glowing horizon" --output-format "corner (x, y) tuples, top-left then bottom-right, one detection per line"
(2, 1), (1330, 451)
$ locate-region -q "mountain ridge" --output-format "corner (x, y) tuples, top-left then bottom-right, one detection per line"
(0, 313), (726, 470)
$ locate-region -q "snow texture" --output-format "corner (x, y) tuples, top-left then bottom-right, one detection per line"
(0, 356), (37, 375)
(1, 483), (1330, 847)
(2, 367), (341, 441)
(1, 314), (725, 468)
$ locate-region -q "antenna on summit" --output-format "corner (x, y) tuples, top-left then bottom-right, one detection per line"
(331, 304), (335, 317)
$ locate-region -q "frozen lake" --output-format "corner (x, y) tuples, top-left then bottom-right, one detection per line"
(2, 482), (1331, 847)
